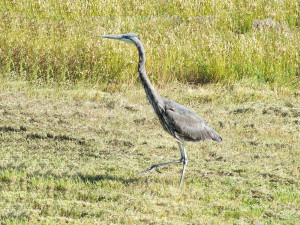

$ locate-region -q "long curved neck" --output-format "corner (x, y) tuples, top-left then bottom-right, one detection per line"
(134, 39), (162, 107)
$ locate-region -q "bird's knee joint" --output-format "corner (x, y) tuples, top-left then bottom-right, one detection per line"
(181, 157), (188, 164)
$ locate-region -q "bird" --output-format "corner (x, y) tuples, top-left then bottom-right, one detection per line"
(101, 33), (222, 187)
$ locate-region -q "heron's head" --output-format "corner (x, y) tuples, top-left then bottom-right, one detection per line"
(100, 33), (139, 45)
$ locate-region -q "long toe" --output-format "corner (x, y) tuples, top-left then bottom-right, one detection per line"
(155, 168), (162, 173)
(138, 165), (155, 175)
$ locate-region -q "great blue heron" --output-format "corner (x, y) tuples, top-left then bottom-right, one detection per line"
(101, 33), (222, 187)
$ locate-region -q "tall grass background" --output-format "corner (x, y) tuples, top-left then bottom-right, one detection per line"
(0, 0), (299, 90)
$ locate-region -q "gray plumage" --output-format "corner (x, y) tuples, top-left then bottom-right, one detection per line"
(101, 33), (222, 187)
(162, 99), (222, 142)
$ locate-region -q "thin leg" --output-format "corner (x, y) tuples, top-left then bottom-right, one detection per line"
(138, 139), (188, 188)
(179, 142), (188, 187)
(177, 141), (185, 159)
(138, 159), (182, 176)
(138, 140), (185, 176)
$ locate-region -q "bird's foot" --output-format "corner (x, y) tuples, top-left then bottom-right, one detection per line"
(138, 165), (162, 176)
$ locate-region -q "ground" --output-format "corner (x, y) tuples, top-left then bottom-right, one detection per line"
(0, 80), (299, 224)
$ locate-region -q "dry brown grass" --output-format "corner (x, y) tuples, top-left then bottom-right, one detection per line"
(0, 79), (299, 224)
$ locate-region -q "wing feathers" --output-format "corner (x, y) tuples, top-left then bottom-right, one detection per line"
(163, 100), (222, 142)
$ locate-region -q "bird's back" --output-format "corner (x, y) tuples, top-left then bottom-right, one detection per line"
(160, 99), (222, 142)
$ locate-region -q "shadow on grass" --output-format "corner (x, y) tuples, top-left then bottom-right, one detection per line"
(77, 173), (138, 184)
(3, 161), (299, 186)
(0, 163), (138, 185)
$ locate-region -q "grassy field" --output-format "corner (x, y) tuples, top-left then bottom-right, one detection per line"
(0, 79), (299, 224)
(0, 0), (300, 224)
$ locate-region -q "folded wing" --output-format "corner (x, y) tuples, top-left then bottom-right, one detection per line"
(163, 99), (222, 142)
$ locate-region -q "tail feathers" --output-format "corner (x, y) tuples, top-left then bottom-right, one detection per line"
(207, 127), (222, 143)
(213, 134), (222, 142)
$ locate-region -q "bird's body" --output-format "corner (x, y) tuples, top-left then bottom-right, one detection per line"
(158, 98), (222, 142)
(101, 33), (222, 187)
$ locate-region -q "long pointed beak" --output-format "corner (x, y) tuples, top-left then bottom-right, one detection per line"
(100, 35), (123, 40)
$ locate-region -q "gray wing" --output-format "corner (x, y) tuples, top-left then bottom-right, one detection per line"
(162, 99), (222, 142)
